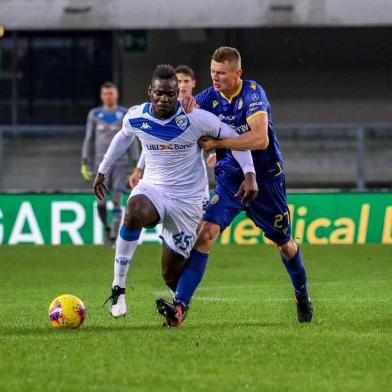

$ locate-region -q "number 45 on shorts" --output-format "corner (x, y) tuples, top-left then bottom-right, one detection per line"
(173, 232), (193, 251)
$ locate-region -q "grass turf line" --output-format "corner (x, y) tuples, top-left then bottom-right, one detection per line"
(0, 244), (391, 392)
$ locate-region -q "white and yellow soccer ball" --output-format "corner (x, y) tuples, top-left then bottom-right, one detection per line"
(48, 294), (86, 328)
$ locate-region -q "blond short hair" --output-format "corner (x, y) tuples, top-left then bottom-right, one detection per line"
(211, 46), (241, 69)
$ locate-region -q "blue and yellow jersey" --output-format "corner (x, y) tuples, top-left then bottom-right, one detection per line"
(195, 80), (283, 179)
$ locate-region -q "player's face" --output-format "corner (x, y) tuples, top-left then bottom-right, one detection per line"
(210, 60), (242, 94)
(148, 78), (179, 118)
(100, 87), (118, 108)
(176, 73), (196, 99)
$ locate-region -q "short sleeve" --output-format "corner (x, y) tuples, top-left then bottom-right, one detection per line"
(245, 83), (269, 122)
(195, 90), (210, 111)
(187, 108), (221, 138)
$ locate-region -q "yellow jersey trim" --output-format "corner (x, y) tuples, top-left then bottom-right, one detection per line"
(246, 110), (267, 122)
(219, 80), (243, 104)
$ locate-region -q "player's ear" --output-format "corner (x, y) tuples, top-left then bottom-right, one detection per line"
(237, 69), (243, 78)
(148, 85), (153, 98)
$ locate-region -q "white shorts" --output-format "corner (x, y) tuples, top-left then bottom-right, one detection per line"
(130, 181), (204, 258)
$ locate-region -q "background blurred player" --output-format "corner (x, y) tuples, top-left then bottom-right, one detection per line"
(93, 65), (257, 319)
(81, 82), (140, 246)
(128, 65), (216, 205)
(159, 47), (313, 326)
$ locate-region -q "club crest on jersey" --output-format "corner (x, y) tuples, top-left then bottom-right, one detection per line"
(238, 98), (243, 110)
(212, 100), (219, 108)
(210, 195), (219, 205)
(175, 115), (189, 130)
(116, 111), (124, 119)
(251, 93), (260, 101)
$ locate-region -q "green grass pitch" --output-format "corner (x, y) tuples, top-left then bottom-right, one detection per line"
(0, 244), (391, 391)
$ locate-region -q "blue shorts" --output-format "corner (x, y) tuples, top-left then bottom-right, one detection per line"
(204, 171), (291, 245)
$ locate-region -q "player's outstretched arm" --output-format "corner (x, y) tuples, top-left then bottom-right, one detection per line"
(98, 130), (135, 175)
(182, 96), (198, 113)
(94, 129), (135, 199)
(217, 122), (255, 174)
(190, 108), (258, 204)
(200, 113), (269, 151)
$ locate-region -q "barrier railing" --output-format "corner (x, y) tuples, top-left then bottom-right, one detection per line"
(0, 123), (391, 191)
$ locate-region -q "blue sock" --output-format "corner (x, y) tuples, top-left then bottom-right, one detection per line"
(174, 249), (208, 308)
(281, 248), (308, 297)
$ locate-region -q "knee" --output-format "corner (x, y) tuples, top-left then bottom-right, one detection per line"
(123, 202), (147, 229)
(123, 196), (158, 229)
(195, 222), (220, 250)
(123, 210), (143, 229)
(277, 238), (298, 259)
(112, 192), (122, 208)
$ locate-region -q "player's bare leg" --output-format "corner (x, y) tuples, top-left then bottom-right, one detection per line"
(277, 238), (313, 323)
(160, 246), (186, 296)
(193, 221), (220, 252)
(156, 248), (187, 327)
(157, 221), (220, 327)
(106, 195), (159, 317)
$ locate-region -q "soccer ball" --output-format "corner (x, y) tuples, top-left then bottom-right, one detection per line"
(48, 294), (86, 328)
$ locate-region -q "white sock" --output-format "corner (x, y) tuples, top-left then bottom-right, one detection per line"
(112, 235), (139, 288)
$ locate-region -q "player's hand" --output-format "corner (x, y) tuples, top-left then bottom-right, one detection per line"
(81, 163), (92, 182)
(129, 168), (143, 189)
(235, 173), (258, 206)
(182, 96), (197, 113)
(93, 173), (108, 200)
(206, 152), (217, 168)
(198, 136), (220, 152)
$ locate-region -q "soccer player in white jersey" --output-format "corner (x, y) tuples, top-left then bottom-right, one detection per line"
(128, 65), (216, 209)
(93, 65), (258, 319)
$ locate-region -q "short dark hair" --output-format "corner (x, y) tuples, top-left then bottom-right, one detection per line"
(151, 64), (177, 84)
(211, 46), (241, 69)
(101, 81), (117, 89)
(175, 64), (195, 80)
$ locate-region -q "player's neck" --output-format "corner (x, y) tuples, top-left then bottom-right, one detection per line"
(220, 79), (242, 101)
(103, 104), (117, 112)
(151, 108), (176, 120)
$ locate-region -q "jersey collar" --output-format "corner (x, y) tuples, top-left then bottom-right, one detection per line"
(101, 105), (119, 114)
(219, 80), (243, 104)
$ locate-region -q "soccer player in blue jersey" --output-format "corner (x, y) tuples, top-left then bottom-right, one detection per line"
(157, 47), (313, 325)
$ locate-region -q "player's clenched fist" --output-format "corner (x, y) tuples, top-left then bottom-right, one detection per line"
(93, 173), (108, 200)
(128, 168), (143, 189)
(198, 136), (219, 152)
(235, 173), (258, 206)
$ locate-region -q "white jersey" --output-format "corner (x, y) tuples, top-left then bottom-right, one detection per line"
(98, 102), (255, 201)
(121, 103), (220, 200)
